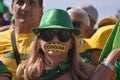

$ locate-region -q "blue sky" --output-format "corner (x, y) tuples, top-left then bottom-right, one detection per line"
(3, 0), (120, 25)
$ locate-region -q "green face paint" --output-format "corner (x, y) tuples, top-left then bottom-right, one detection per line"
(45, 43), (66, 53)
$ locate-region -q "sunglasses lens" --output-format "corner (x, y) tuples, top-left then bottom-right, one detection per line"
(72, 21), (80, 27)
(40, 30), (71, 42)
(58, 30), (72, 42)
(40, 30), (54, 42)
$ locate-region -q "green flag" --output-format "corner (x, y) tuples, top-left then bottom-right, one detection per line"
(0, 0), (9, 13)
(0, 0), (3, 2)
(98, 20), (120, 80)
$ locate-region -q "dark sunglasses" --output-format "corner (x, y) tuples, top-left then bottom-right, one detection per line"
(39, 30), (72, 42)
(72, 21), (81, 28)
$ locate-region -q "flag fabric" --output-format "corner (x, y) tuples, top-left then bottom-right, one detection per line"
(0, 0), (9, 13)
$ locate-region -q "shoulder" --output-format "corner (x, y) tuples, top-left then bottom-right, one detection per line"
(0, 29), (13, 43)
(82, 63), (95, 77)
(0, 29), (12, 39)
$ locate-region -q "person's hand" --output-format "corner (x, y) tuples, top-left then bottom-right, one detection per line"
(105, 49), (120, 64)
(0, 76), (10, 80)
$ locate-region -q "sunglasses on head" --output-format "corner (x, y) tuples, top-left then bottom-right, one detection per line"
(72, 21), (81, 28)
(39, 29), (72, 42)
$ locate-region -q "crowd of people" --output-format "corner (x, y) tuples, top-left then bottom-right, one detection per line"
(0, 0), (120, 80)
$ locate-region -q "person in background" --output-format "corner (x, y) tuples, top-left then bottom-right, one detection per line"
(79, 16), (118, 66)
(89, 20), (120, 80)
(67, 8), (91, 38)
(89, 49), (120, 80)
(3, 12), (12, 26)
(0, 16), (15, 32)
(0, 0), (43, 80)
(79, 25), (114, 67)
(79, 4), (98, 37)
(0, 0), (12, 31)
(16, 8), (95, 80)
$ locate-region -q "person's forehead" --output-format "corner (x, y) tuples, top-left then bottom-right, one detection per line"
(69, 14), (85, 24)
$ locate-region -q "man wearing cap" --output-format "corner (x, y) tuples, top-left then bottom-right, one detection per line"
(0, 0), (43, 80)
(79, 25), (114, 67)
(89, 20), (120, 80)
(79, 15), (118, 66)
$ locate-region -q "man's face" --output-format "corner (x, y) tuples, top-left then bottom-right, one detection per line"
(68, 11), (89, 38)
(12, 0), (43, 27)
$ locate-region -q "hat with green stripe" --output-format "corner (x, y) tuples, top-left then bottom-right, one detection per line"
(32, 9), (80, 36)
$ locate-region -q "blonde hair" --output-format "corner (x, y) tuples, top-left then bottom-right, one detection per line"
(16, 34), (88, 80)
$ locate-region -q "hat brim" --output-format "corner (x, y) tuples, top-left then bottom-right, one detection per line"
(32, 25), (80, 36)
(79, 38), (91, 53)
(79, 38), (102, 53)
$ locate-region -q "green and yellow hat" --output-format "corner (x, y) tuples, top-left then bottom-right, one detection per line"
(79, 24), (114, 53)
(32, 9), (80, 36)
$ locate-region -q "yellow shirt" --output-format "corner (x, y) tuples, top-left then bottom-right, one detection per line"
(0, 29), (35, 80)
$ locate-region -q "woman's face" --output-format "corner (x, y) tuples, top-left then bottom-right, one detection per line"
(38, 29), (73, 57)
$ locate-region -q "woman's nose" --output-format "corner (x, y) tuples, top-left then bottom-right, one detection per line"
(53, 36), (59, 42)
